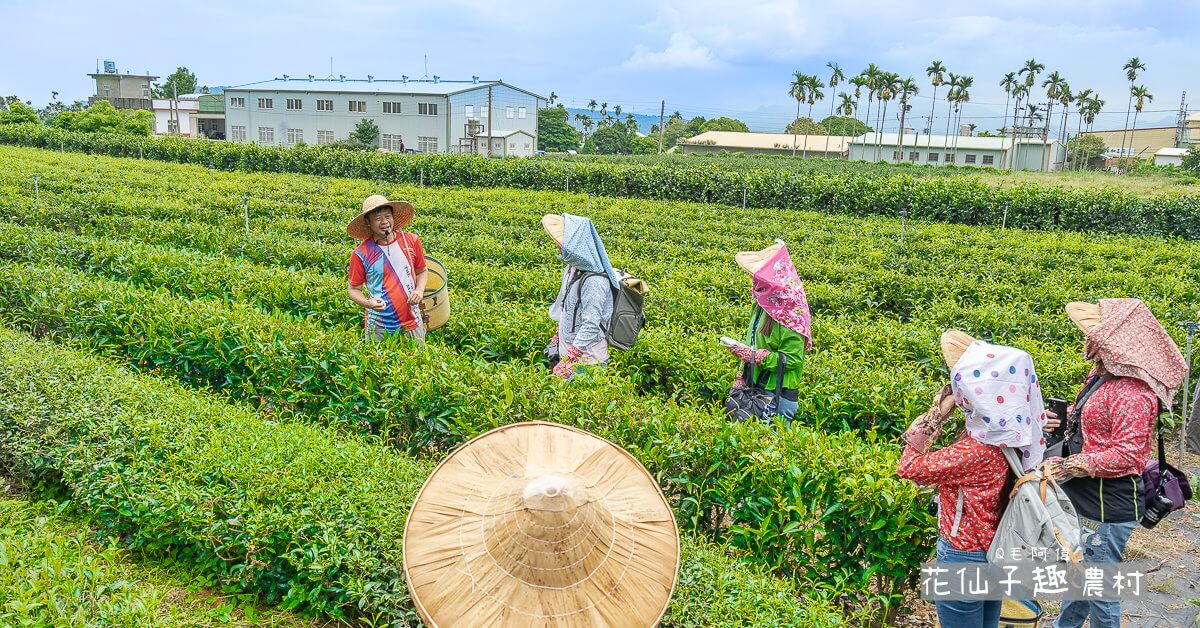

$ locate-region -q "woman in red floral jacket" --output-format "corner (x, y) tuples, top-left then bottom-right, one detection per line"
(898, 330), (1049, 628)
(1049, 299), (1187, 628)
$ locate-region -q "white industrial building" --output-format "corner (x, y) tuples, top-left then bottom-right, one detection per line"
(848, 133), (1066, 171)
(222, 76), (545, 156)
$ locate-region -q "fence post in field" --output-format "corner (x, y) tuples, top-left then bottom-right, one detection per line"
(32, 174), (39, 202)
(1181, 319), (1199, 456)
(420, 168), (425, 187)
(139, 144), (144, 159)
(1002, 200), (1010, 229)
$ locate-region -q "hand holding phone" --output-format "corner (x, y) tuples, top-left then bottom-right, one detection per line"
(719, 336), (738, 347)
(1046, 397), (1068, 438)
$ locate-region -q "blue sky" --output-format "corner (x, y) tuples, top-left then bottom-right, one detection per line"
(3, 0), (1197, 132)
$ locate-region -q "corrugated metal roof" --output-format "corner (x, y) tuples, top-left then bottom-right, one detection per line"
(1155, 147), (1189, 156)
(849, 133), (1058, 149)
(223, 77), (544, 99)
(678, 131), (852, 152)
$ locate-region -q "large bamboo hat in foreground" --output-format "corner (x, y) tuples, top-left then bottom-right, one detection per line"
(403, 422), (680, 627)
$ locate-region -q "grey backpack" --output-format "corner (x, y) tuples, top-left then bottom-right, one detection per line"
(988, 448), (1083, 563)
(571, 269), (647, 351)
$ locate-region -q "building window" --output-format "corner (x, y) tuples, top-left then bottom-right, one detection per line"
(481, 106), (489, 118)
(892, 150), (901, 160)
(909, 151), (919, 162)
(167, 120), (180, 134)
(418, 136), (438, 153)
(383, 101), (402, 114)
(505, 106), (515, 119)
(518, 107), (527, 119)
(316, 99), (333, 111)
(418, 103), (438, 116)
(317, 130), (335, 145)
(381, 134), (404, 151)
(258, 126), (274, 144)
(964, 154), (977, 164)
(945, 153), (955, 163)
(928, 153), (938, 162)
(348, 101), (366, 113)
(465, 105), (474, 117)
(257, 98), (273, 109)
(982, 155), (995, 166)
(230, 125), (247, 142)
(229, 97), (246, 108)
(286, 98), (302, 110)
(143, 87), (150, 98)
(286, 128), (303, 145)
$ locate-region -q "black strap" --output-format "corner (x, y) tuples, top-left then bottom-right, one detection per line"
(1154, 401), (1168, 491)
(569, 271), (610, 331)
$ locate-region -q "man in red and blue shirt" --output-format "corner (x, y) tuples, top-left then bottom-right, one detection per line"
(346, 195), (428, 344)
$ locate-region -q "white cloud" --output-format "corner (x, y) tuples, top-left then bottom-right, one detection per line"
(625, 33), (726, 70)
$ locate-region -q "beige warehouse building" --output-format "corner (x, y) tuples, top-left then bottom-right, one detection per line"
(1081, 126), (1178, 160)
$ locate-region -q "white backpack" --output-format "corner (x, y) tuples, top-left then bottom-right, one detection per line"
(988, 448), (1084, 563)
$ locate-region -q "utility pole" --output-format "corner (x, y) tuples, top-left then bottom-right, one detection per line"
(1183, 318), (1200, 455)
(1175, 92), (1188, 148)
(657, 100), (665, 154)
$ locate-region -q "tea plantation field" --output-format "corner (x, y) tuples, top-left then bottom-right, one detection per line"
(1, 144), (1197, 625)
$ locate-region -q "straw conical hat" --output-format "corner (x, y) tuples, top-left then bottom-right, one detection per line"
(940, 329), (976, 368)
(542, 214), (565, 246)
(347, 195), (415, 240)
(403, 422), (680, 627)
(1066, 301), (1101, 335)
(735, 239), (785, 274)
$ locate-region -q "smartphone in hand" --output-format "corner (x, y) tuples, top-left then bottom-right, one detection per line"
(1046, 397), (1068, 440)
(719, 336), (738, 347)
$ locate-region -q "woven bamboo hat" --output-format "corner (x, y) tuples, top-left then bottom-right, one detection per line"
(541, 214), (565, 246)
(734, 239), (786, 275)
(403, 422), (680, 627)
(940, 329), (976, 368)
(346, 195), (414, 240)
(1066, 301), (1102, 335)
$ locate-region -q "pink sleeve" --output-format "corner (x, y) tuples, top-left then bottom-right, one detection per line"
(897, 439), (987, 486)
(1083, 386), (1157, 478)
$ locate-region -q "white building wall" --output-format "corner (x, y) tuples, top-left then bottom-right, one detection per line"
(224, 88), (449, 149)
(153, 99), (199, 136)
(223, 82), (541, 154)
(447, 84), (541, 154)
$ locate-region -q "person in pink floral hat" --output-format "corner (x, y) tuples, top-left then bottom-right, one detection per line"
(723, 240), (812, 421)
(1049, 299), (1187, 628)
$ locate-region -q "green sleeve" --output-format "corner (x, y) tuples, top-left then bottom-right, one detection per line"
(760, 326), (806, 378)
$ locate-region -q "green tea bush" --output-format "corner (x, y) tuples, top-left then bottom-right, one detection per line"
(3, 124), (1198, 239)
(0, 499), (171, 627)
(0, 264), (933, 612)
(0, 327), (847, 625)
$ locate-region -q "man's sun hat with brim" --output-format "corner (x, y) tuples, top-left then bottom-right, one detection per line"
(1066, 301), (1102, 335)
(734, 239), (786, 275)
(346, 195), (415, 240)
(940, 329), (977, 368)
(541, 213), (565, 246)
(403, 421), (680, 627)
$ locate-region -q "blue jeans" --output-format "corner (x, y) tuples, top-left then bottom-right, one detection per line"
(935, 537), (1001, 628)
(1054, 518), (1137, 628)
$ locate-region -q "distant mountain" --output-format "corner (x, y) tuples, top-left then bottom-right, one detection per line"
(561, 108), (662, 135)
